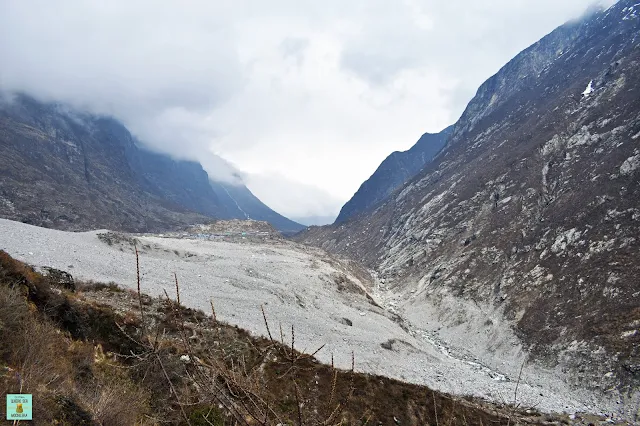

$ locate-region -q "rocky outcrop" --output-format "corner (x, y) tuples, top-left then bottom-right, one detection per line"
(296, 0), (640, 415)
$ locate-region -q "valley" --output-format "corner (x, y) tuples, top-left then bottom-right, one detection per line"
(0, 218), (628, 420)
(0, 1), (638, 424)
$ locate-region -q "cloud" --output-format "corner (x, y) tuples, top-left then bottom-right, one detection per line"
(339, 0), (617, 106)
(0, 1), (243, 173)
(0, 0), (612, 215)
(279, 37), (310, 66)
(243, 172), (344, 218)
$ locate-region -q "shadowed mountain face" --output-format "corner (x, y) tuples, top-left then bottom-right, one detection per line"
(335, 127), (452, 223)
(127, 145), (229, 220)
(209, 181), (305, 234)
(0, 94), (303, 233)
(296, 0), (640, 411)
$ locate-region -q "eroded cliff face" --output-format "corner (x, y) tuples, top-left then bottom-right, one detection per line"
(296, 0), (640, 407)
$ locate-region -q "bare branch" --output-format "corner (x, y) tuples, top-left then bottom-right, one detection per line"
(260, 304), (274, 342)
(513, 359), (526, 406)
(432, 391), (439, 426)
(156, 352), (191, 425)
(210, 299), (217, 323)
(294, 379), (303, 426)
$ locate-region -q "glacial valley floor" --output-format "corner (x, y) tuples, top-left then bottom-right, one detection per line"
(0, 218), (627, 420)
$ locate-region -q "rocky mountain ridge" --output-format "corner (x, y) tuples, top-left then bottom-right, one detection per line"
(0, 94), (304, 233)
(295, 1), (640, 419)
(336, 126), (452, 223)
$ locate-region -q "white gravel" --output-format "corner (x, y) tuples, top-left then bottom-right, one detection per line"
(0, 219), (619, 417)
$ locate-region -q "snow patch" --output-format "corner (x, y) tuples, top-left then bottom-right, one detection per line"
(498, 196), (512, 206)
(582, 80), (594, 97)
(622, 4), (639, 20)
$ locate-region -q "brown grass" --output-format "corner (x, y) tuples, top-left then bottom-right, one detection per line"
(0, 252), (150, 425)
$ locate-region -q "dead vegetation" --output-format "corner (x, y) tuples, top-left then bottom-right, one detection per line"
(0, 249), (574, 425)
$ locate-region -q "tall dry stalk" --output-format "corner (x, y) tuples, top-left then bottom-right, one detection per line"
(174, 272), (180, 305)
(261, 304), (274, 342)
(210, 299), (217, 323)
(134, 242), (145, 334)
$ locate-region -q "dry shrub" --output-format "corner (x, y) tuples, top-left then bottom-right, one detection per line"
(0, 285), (72, 392)
(0, 252), (151, 425)
(0, 285), (76, 424)
(79, 368), (150, 426)
(76, 279), (122, 293)
(0, 284), (29, 353)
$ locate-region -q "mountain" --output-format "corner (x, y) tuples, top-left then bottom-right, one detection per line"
(335, 126), (452, 223)
(209, 181), (305, 234)
(295, 0), (640, 415)
(0, 94), (304, 233)
(127, 144), (229, 220)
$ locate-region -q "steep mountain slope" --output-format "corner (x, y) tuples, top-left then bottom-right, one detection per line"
(127, 144), (229, 219)
(209, 181), (305, 233)
(336, 126), (452, 223)
(296, 0), (640, 415)
(0, 94), (210, 231)
(0, 94), (303, 232)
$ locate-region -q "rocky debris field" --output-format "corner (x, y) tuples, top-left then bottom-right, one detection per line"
(153, 219), (285, 244)
(0, 218), (631, 422)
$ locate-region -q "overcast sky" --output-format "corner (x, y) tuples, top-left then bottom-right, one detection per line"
(0, 0), (613, 221)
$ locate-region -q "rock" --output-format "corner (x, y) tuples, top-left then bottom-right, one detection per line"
(42, 266), (75, 291)
(381, 339), (395, 351)
(339, 318), (353, 327)
(620, 154), (640, 175)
